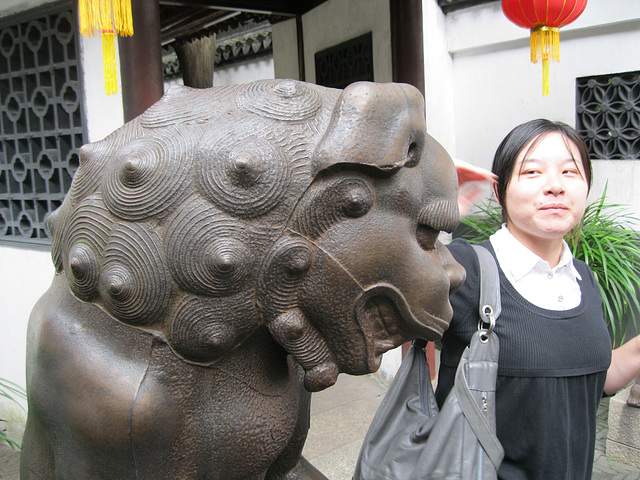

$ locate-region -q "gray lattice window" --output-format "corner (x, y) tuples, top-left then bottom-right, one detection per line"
(0, 3), (86, 248)
(315, 32), (373, 89)
(576, 71), (640, 160)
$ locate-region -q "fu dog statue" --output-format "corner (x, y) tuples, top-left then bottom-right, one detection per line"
(21, 80), (465, 479)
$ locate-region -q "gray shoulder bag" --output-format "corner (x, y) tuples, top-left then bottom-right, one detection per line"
(353, 245), (504, 480)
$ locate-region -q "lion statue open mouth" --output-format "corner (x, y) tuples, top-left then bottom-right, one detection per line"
(21, 79), (464, 480)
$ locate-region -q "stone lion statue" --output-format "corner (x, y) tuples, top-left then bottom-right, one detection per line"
(20, 79), (464, 479)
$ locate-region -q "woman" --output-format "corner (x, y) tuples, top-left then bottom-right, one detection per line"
(439, 119), (640, 480)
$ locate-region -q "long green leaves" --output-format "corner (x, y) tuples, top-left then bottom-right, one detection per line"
(0, 378), (26, 451)
(459, 192), (640, 346)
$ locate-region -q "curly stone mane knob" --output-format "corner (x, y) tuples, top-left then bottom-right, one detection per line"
(236, 79), (322, 122)
(102, 128), (195, 221)
(168, 293), (258, 363)
(258, 235), (315, 316)
(165, 200), (262, 296)
(60, 196), (113, 300)
(290, 176), (374, 239)
(196, 134), (290, 218)
(98, 223), (173, 326)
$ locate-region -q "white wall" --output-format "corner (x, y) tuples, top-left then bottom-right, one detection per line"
(213, 56), (274, 86)
(81, 36), (125, 142)
(0, 248), (53, 388)
(272, 18), (300, 80)
(426, 0), (640, 214)
(423, 0), (456, 156)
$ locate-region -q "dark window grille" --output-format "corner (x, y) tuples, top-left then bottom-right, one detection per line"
(0, 3), (86, 248)
(576, 71), (640, 160)
(315, 32), (373, 89)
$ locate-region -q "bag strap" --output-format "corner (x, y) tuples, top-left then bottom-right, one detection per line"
(472, 244), (501, 333)
(454, 345), (504, 469)
(458, 244), (504, 469)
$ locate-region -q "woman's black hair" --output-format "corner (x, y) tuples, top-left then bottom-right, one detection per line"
(492, 119), (592, 223)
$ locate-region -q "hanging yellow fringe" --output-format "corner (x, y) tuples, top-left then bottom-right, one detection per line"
(78, 0), (134, 95)
(102, 30), (117, 95)
(530, 26), (560, 96)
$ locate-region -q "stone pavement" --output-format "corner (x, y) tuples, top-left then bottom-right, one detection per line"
(593, 396), (640, 480)
(2, 373), (639, 480)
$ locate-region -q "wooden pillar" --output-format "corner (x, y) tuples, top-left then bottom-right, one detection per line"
(390, 0), (425, 96)
(174, 34), (216, 88)
(118, 0), (164, 122)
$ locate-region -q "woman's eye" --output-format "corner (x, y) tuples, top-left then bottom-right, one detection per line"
(417, 225), (439, 251)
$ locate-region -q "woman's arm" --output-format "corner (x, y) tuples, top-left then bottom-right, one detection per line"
(605, 334), (640, 395)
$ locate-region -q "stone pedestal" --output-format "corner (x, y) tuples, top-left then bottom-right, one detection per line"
(606, 385), (640, 468)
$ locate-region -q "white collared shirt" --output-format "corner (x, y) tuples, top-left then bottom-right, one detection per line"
(489, 225), (582, 310)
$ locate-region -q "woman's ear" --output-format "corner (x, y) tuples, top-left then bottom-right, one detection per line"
(492, 181), (501, 205)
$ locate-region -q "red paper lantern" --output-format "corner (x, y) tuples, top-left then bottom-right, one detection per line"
(502, 0), (588, 95)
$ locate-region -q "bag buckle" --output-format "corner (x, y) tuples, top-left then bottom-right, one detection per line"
(478, 304), (495, 342)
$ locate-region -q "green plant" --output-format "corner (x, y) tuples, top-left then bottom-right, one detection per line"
(458, 191), (640, 346)
(0, 377), (27, 451)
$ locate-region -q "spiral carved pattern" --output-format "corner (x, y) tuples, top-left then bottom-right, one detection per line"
(258, 235), (315, 316)
(417, 199), (460, 233)
(99, 223), (172, 326)
(67, 141), (114, 205)
(48, 201), (71, 272)
(290, 178), (374, 239)
(68, 121), (146, 205)
(102, 127), (196, 221)
(165, 201), (258, 296)
(269, 310), (332, 367)
(140, 84), (236, 128)
(197, 135), (290, 218)
(63, 196), (114, 301)
(236, 79), (322, 122)
(168, 293), (258, 363)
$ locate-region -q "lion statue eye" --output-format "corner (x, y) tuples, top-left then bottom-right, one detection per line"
(416, 224), (440, 251)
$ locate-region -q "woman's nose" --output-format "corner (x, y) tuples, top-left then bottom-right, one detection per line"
(544, 172), (566, 195)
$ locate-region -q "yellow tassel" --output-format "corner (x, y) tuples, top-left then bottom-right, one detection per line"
(78, 0), (134, 95)
(78, 0), (99, 37)
(542, 57), (550, 96)
(530, 27), (560, 63)
(102, 31), (117, 95)
(113, 0), (134, 36)
(530, 27), (559, 96)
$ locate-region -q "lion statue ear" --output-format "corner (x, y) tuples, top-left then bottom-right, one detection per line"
(312, 81), (426, 174)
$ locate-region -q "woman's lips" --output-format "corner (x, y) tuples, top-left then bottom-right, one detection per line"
(540, 202), (568, 210)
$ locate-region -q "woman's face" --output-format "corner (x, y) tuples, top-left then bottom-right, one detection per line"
(504, 132), (589, 248)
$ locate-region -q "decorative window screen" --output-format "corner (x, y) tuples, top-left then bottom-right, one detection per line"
(315, 32), (374, 89)
(576, 71), (640, 160)
(0, 4), (86, 248)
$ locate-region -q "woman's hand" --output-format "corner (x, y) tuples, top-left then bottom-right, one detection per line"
(454, 159), (496, 217)
(454, 159), (496, 185)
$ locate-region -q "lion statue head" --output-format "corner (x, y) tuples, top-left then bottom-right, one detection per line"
(46, 79), (464, 392)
